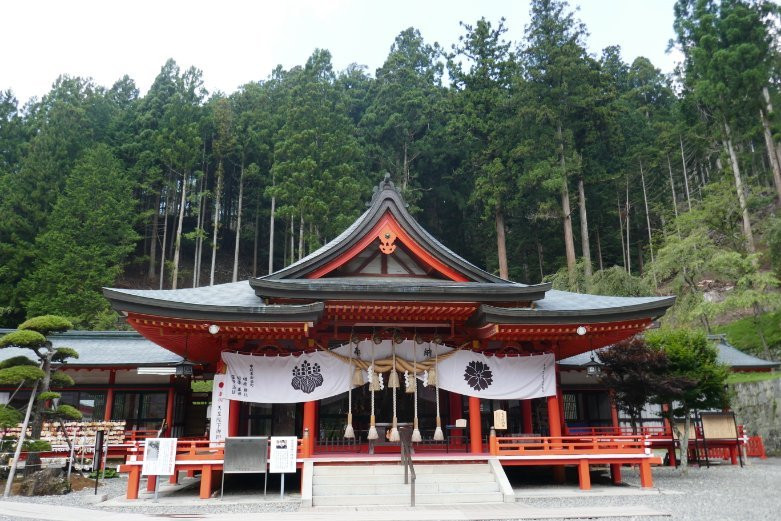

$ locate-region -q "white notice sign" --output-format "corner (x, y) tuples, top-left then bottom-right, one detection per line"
(142, 438), (177, 476)
(494, 409), (508, 430)
(210, 374), (230, 442)
(269, 436), (297, 473)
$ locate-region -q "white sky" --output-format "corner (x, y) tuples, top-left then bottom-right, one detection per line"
(2, 0), (680, 105)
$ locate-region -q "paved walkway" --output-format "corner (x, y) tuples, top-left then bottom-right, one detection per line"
(0, 501), (668, 520)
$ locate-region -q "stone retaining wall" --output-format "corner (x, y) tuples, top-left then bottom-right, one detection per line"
(731, 378), (781, 455)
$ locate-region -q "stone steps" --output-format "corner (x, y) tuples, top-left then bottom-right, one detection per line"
(310, 462), (505, 506)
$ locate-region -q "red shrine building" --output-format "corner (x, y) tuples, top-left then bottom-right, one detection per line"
(103, 176), (674, 456)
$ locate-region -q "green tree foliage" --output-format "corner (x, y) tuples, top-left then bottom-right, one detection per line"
(647, 329), (729, 473)
(0, 315), (81, 444)
(19, 145), (138, 327)
(0, 7), (778, 346)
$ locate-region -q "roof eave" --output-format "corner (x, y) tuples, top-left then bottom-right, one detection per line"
(102, 288), (325, 323)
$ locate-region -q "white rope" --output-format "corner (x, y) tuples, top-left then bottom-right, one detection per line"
(345, 339), (355, 438)
(389, 343), (399, 442)
(433, 341), (443, 441)
(412, 342), (421, 442)
(367, 341), (378, 440)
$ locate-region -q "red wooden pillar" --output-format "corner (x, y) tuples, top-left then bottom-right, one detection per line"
(547, 392), (565, 483)
(104, 370), (116, 422)
(228, 400), (241, 437)
(303, 401), (316, 456)
(547, 394), (562, 438)
(521, 400), (533, 434)
(165, 379), (175, 436)
(556, 365), (566, 435)
(468, 396), (482, 453)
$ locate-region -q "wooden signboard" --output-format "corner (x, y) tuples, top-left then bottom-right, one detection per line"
(493, 409), (508, 430)
(700, 413), (738, 439)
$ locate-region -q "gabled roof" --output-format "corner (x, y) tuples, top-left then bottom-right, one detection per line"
(0, 329), (182, 367)
(249, 174), (551, 301)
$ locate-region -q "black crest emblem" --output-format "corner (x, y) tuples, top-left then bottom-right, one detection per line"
(464, 360), (493, 391)
(291, 360), (324, 394)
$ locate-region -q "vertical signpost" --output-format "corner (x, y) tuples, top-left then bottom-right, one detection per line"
(210, 374), (230, 443)
(269, 436), (297, 499)
(93, 430), (104, 495)
(141, 438), (177, 501)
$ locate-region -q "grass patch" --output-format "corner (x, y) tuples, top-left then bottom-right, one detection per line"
(715, 309), (781, 359)
(727, 371), (781, 384)
(191, 380), (213, 393)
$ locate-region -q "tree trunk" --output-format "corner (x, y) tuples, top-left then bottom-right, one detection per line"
(577, 176), (592, 277)
(666, 153), (679, 220)
(558, 124), (577, 274)
(289, 218), (295, 266)
(159, 189), (170, 290)
(298, 215), (305, 261)
(640, 161), (656, 288)
(171, 174), (187, 290)
(30, 347), (54, 442)
(495, 207), (509, 279)
(232, 164), (244, 282)
(760, 108), (781, 201)
(268, 194), (276, 275)
(536, 237), (544, 282)
(723, 119), (756, 253)
(210, 162), (224, 286)
(618, 196), (627, 271)
(148, 191), (161, 282)
(625, 180), (631, 275)
(676, 413), (691, 475)
(680, 136), (692, 211)
(596, 226), (603, 271)
(253, 193), (260, 278)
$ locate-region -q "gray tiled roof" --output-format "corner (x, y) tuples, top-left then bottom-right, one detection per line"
(0, 329), (182, 366)
(535, 290), (672, 311)
(109, 280), (261, 308)
(559, 336), (779, 369)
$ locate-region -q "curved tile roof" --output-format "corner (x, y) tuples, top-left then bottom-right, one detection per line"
(0, 329), (182, 366)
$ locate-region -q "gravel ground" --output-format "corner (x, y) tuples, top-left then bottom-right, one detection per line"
(0, 459), (778, 520)
(512, 458), (781, 521)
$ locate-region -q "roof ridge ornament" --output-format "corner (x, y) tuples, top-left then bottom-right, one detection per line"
(369, 172), (408, 208)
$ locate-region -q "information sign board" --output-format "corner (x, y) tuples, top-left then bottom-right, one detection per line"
(224, 437), (268, 474)
(493, 409), (508, 430)
(269, 436), (297, 473)
(141, 438), (177, 476)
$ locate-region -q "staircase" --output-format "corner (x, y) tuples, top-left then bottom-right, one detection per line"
(309, 462), (507, 506)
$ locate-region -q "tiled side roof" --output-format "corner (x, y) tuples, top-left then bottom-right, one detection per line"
(108, 280), (261, 307)
(0, 329), (182, 366)
(558, 336), (779, 369)
(536, 290), (673, 311)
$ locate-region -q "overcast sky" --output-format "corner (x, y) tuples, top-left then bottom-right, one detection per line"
(2, 0), (680, 105)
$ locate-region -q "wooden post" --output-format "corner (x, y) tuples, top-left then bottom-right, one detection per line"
(547, 393), (565, 483)
(147, 475), (157, 492)
(126, 466), (141, 499)
(489, 427), (498, 455)
(200, 464), (213, 499)
(610, 463), (622, 485)
(468, 396), (482, 454)
(662, 403), (676, 466)
(578, 460), (591, 490)
(610, 394), (620, 434)
(547, 394), (562, 438)
(639, 460), (653, 488)
(104, 370), (116, 422)
(303, 401), (316, 457)
(522, 399), (533, 434)
(228, 400), (241, 437)
(165, 384), (175, 436)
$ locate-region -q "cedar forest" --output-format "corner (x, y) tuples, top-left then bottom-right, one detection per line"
(1, 0), (780, 359)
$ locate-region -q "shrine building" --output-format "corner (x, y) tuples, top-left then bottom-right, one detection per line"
(100, 175), (680, 502)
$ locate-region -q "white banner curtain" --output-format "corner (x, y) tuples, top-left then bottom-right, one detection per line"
(222, 351), (351, 404)
(429, 351), (556, 400)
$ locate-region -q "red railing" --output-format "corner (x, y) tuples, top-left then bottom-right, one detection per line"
(490, 435), (649, 456)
